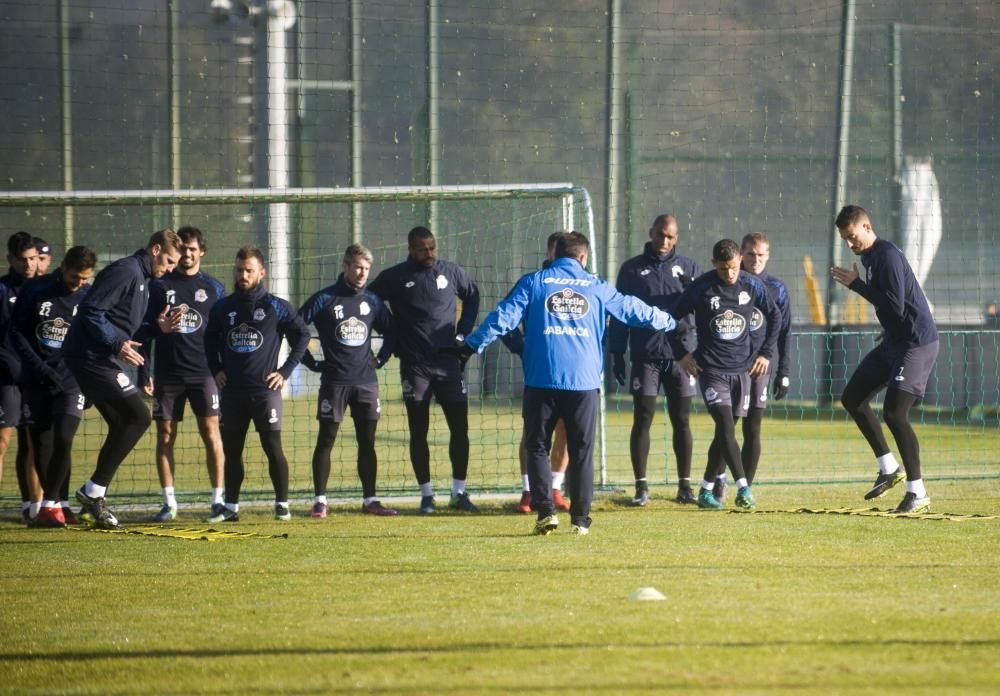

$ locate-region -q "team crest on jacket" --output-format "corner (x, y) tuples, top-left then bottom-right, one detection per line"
(195, 289), (208, 303)
(436, 275), (449, 290)
(738, 291), (750, 305)
(335, 316), (368, 347)
(36, 317), (70, 348)
(672, 265), (684, 278)
(545, 288), (590, 320)
(228, 323), (264, 352)
(253, 308), (266, 321)
(749, 307), (764, 332)
(174, 304), (204, 334)
(359, 301), (370, 316)
(711, 309), (747, 340)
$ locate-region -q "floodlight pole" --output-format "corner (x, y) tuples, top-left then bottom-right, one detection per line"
(168, 0), (182, 225)
(826, 0), (857, 326)
(426, 0), (440, 230)
(605, 0), (623, 284)
(58, 0), (74, 247)
(266, 1), (296, 304)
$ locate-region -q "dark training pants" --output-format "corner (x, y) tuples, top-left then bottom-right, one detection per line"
(523, 386), (599, 529)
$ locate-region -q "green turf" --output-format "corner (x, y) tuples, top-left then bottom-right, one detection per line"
(2, 479), (998, 693)
(1, 392), (995, 505)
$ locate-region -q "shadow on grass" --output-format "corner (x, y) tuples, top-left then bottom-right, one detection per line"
(2, 636), (999, 664)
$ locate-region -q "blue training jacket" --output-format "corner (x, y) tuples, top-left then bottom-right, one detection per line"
(466, 257), (676, 391)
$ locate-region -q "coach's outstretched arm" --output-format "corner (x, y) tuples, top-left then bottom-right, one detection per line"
(604, 289), (676, 334)
(465, 275), (531, 354)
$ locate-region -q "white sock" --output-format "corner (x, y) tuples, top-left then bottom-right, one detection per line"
(679, 477), (691, 484)
(315, 495), (328, 505)
(42, 500), (58, 509)
(29, 501), (41, 518)
(521, 475), (530, 492)
(906, 478), (927, 497)
(736, 478), (748, 489)
(163, 486), (176, 508)
(211, 488), (224, 504)
(876, 452), (899, 474)
(635, 477), (648, 485)
(420, 482), (433, 497)
(363, 496), (377, 507)
(716, 473), (727, 482)
(225, 502), (239, 513)
(60, 500), (70, 509)
(276, 501), (289, 509)
(451, 479), (465, 496)
(551, 471), (566, 490)
(701, 480), (715, 491)
(84, 480), (107, 498)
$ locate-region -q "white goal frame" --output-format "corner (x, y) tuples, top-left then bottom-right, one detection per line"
(0, 183), (619, 488)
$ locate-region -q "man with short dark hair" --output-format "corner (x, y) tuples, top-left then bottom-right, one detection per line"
(13, 246), (97, 527)
(609, 214), (700, 506)
(831, 205), (939, 513)
(464, 231), (676, 535)
(137, 226), (227, 522)
(205, 245), (310, 522)
(299, 243), (397, 518)
(668, 238), (781, 511)
(62, 229), (183, 529)
(33, 237), (52, 275)
(369, 226), (481, 514)
(0, 231), (41, 521)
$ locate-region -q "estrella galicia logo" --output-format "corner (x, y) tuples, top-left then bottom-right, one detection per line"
(335, 316), (369, 347)
(710, 309), (747, 340)
(36, 317), (70, 348)
(227, 323), (264, 353)
(748, 307), (764, 332)
(545, 288), (590, 321)
(174, 304), (204, 334)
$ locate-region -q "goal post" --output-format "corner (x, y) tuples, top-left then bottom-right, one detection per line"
(0, 183), (613, 504)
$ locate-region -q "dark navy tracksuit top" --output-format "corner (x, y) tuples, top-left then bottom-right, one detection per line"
(205, 283), (310, 390)
(608, 243), (700, 361)
(668, 270), (780, 373)
(62, 249), (153, 363)
(368, 256), (479, 366)
(298, 275), (396, 387)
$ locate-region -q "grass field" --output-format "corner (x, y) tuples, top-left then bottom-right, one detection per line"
(1, 389), (995, 505)
(2, 479), (999, 694)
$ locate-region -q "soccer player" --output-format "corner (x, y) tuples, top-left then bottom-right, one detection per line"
(608, 214), (700, 506)
(204, 245), (310, 522)
(368, 226), (481, 514)
(136, 226), (227, 522)
(12, 246), (96, 527)
(299, 243), (397, 518)
(464, 231), (676, 535)
(33, 237), (53, 275)
(668, 238), (781, 511)
(62, 229), (182, 529)
(831, 205), (939, 513)
(0, 231), (41, 521)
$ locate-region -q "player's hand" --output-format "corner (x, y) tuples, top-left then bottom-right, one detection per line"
(214, 371), (227, 388)
(265, 372), (285, 390)
(773, 375), (790, 401)
(143, 377), (154, 397)
(118, 340), (144, 367)
(157, 304), (183, 334)
(749, 355), (770, 377)
(303, 353), (325, 373)
(678, 353), (701, 378)
(611, 352), (627, 386)
(830, 262), (860, 288)
(442, 342), (475, 369)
